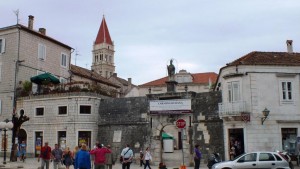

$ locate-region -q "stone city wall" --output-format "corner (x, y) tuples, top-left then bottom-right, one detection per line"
(98, 91), (223, 165)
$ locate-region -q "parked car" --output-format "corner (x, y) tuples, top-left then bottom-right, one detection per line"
(212, 151), (291, 169)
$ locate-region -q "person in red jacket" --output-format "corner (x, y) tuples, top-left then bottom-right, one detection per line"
(90, 143), (112, 169)
(38, 142), (52, 169)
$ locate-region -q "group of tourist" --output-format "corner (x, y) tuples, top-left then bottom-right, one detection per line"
(36, 141), (153, 169)
(17, 140), (203, 169)
(38, 142), (75, 169)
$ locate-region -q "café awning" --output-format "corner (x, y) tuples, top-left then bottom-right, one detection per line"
(30, 73), (60, 85)
(162, 132), (174, 139)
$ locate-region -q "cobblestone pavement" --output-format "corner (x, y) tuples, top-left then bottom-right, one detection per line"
(0, 158), (204, 169)
(1, 158), (300, 169)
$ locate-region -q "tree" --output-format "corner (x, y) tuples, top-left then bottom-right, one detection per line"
(10, 109), (30, 161)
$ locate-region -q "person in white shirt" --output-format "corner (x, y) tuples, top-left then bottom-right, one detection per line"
(121, 144), (133, 169)
(143, 147), (152, 169)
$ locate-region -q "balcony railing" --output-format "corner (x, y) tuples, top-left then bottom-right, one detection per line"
(218, 101), (246, 117)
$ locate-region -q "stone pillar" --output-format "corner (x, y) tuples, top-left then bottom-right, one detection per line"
(166, 81), (178, 93)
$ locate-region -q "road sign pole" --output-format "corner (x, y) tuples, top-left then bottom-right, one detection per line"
(181, 128), (184, 166)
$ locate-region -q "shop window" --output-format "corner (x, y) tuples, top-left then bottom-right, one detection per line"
(78, 131), (91, 149)
(58, 131), (66, 150)
(282, 128), (297, 155)
(35, 131), (43, 157)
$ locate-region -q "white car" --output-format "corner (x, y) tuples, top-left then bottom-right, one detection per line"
(212, 151), (291, 169)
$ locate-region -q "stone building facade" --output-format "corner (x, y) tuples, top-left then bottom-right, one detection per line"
(16, 92), (109, 157)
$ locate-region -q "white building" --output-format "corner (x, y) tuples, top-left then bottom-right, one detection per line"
(215, 40), (300, 160)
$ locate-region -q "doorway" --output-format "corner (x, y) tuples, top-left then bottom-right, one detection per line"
(35, 131), (43, 157)
(228, 128), (244, 159)
(78, 131), (91, 149)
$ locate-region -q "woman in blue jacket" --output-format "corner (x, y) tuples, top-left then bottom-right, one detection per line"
(75, 144), (91, 169)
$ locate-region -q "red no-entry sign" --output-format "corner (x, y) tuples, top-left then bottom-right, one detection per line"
(176, 119), (186, 129)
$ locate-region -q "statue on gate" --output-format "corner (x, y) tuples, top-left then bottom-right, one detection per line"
(167, 59), (175, 81)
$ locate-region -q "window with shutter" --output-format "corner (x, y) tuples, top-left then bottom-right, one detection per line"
(0, 38), (5, 54)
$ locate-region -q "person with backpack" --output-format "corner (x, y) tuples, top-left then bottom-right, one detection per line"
(38, 142), (52, 169)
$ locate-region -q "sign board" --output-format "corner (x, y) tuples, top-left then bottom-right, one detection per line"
(113, 130), (122, 143)
(176, 119), (186, 129)
(149, 99), (191, 115)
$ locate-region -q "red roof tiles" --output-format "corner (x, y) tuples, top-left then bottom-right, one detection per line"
(95, 16), (113, 45)
(227, 51), (300, 66)
(70, 65), (119, 88)
(139, 72), (218, 87)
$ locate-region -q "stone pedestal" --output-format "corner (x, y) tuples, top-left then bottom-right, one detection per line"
(166, 81), (178, 93)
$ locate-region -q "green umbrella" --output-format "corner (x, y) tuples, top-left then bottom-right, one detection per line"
(30, 73), (60, 85)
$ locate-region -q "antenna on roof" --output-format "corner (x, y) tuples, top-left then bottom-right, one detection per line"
(13, 9), (19, 24)
(75, 48), (81, 66)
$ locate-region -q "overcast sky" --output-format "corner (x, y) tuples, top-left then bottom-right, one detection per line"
(1, 0), (300, 85)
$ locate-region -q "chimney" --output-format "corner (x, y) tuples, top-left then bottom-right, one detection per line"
(286, 40), (293, 53)
(28, 15), (34, 30)
(128, 78), (132, 88)
(39, 28), (46, 35)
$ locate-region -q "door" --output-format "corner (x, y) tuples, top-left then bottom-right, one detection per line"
(78, 131), (91, 149)
(58, 131), (66, 150)
(228, 128), (245, 159)
(35, 131), (43, 157)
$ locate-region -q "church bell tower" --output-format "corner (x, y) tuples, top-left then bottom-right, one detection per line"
(91, 16), (115, 78)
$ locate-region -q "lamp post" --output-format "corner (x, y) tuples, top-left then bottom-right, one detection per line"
(261, 108), (270, 125)
(0, 119), (14, 164)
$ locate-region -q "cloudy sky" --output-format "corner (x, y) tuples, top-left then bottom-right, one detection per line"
(1, 0), (300, 85)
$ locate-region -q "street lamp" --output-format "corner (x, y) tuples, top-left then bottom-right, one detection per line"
(0, 119), (14, 164)
(261, 108), (270, 125)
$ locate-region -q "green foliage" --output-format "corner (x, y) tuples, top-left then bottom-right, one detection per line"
(22, 81), (32, 93)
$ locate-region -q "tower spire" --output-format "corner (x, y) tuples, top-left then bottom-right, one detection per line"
(95, 15), (113, 45)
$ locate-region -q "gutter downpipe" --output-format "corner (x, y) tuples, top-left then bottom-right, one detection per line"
(10, 25), (21, 161)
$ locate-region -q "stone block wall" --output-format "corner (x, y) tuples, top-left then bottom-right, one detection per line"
(98, 91), (224, 165)
(98, 97), (151, 159)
